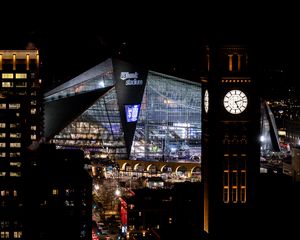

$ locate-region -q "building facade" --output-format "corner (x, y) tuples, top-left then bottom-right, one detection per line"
(201, 45), (260, 239)
(44, 59), (202, 163)
(24, 144), (92, 240)
(0, 50), (42, 239)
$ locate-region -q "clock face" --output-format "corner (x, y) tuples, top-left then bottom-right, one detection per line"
(204, 90), (209, 113)
(223, 90), (248, 114)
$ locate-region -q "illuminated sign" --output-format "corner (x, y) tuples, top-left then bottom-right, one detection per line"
(120, 72), (138, 80)
(120, 72), (143, 86)
(125, 104), (140, 122)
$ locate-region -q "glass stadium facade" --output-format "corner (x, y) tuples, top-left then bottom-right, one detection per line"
(44, 59), (202, 163)
(132, 72), (201, 162)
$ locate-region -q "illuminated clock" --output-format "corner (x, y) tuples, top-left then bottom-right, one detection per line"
(223, 89), (248, 114)
(204, 90), (209, 113)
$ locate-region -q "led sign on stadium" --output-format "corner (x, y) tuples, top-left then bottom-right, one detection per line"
(120, 72), (143, 86)
(125, 104), (140, 122)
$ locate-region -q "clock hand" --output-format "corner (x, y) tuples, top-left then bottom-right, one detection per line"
(234, 101), (242, 110)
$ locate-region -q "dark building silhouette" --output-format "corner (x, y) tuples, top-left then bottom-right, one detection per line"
(201, 45), (260, 239)
(125, 182), (204, 240)
(24, 143), (92, 240)
(0, 50), (42, 239)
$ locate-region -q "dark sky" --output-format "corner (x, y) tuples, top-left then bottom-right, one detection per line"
(2, 4), (298, 96)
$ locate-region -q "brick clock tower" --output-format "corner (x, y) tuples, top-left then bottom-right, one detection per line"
(201, 45), (260, 240)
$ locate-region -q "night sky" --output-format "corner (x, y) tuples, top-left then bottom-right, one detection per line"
(2, 5), (298, 96)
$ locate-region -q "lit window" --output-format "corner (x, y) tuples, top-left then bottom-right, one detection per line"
(10, 133), (21, 138)
(15, 73), (27, 79)
(0, 123), (5, 128)
(30, 100), (36, 105)
(30, 108), (36, 114)
(0, 231), (9, 238)
(0, 190), (9, 196)
(232, 186), (238, 203)
(8, 103), (20, 109)
(0, 172), (6, 177)
(31, 91), (36, 96)
(31, 135), (36, 140)
(0, 104), (6, 109)
(10, 172), (21, 177)
(10, 143), (21, 148)
(52, 189), (59, 195)
(31, 126), (36, 130)
(0, 221), (9, 228)
(13, 190), (17, 197)
(26, 54), (30, 70)
(10, 162), (21, 167)
(15, 82), (27, 88)
(0, 143), (6, 148)
(240, 187), (246, 203)
(13, 231), (22, 238)
(13, 54), (16, 70)
(10, 123), (19, 128)
(2, 82), (13, 88)
(223, 186), (229, 203)
(0, 133), (6, 138)
(0, 152), (5, 157)
(10, 152), (20, 157)
(2, 73), (13, 79)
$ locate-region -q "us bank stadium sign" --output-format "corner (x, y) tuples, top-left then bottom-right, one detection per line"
(120, 72), (143, 86)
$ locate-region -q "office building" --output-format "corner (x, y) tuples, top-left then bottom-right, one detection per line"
(0, 50), (42, 239)
(24, 143), (92, 240)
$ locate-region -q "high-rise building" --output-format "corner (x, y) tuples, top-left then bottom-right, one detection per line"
(24, 143), (92, 240)
(0, 50), (42, 238)
(201, 45), (260, 239)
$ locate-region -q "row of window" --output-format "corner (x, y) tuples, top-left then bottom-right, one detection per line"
(206, 53), (248, 72)
(0, 220), (22, 229)
(0, 135), (36, 146)
(0, 143), (21, 148)
(0, 133), (21, 138)
(223, 154), (247, 204)
(0, 231), (22, 238)
(0, 123), (36, 130)
(0, 104), (20, 109)
(0, 106), (37, 115)
(0, 172), (21, 177)
(1, 73), (27, 79)
(2, 82), (25, 88)
(0, 190), (17, 197)
(52, 188), (88, 196)
(1, 82), (40, 88)
(0, 152), (20, 157)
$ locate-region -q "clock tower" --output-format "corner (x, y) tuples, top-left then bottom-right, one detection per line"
(202, 45), (260, 240)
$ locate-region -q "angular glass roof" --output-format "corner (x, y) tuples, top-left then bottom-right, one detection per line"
(45, 58), (114, 100)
